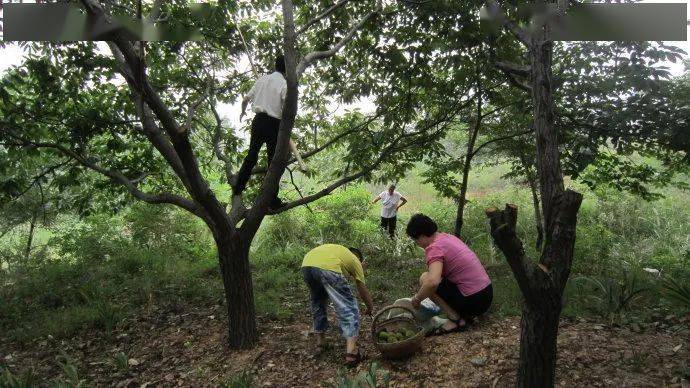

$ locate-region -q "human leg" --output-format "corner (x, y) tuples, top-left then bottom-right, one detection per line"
(233, 116), (265, 195)
(302, 267), (329, 346)
(319, 270), (363, 365)
(262, 116), (283, 208)
(388, 216), (397, 238)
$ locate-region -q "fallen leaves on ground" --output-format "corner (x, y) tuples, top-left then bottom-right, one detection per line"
(1, 303), (688, 387)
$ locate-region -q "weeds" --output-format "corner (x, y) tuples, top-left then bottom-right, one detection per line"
(0, 365), (38, 388)
(221, 369), (254, 388)
(575, 270), (648, 324)
(661, 276), (690, 310)
(112, 352), (129, 373)
(325, 362), (390, 388)
(54, 351), (86, 388)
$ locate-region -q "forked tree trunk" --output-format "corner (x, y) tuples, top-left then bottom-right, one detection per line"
(217, 234), (258, 349)
(486, 194), (582, 388)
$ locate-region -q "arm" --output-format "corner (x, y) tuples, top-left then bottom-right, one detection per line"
(397, 196), (408, 210)
(289, 138), (308, 172)
(355, 280), (374, 316)
(371, 194), (381, 204)
(411, 261), (443, 308)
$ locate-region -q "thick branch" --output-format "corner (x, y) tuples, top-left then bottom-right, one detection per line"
(296, 6), (380, 78)
(485, 204), (539, 301)
(83, 0), (231, 233)
(499, 68), (532, 93)
(495, 61), (531, 77)
(296, 0), (350, 35)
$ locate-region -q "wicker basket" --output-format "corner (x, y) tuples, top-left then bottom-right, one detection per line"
(371, 305), (424, 359)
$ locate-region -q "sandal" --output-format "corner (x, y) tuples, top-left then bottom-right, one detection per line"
(344, 348), (366, 367)
(425, 318), (470, 337)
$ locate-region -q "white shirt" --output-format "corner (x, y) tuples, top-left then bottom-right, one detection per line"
(378, 190), (403, 218)
(246, 71), (287, 120)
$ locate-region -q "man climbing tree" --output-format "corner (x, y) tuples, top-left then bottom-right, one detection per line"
(236, 54), (288, 210)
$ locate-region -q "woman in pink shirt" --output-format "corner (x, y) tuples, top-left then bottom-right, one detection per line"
(407, 214), (493, 335)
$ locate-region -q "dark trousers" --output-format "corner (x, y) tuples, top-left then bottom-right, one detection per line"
(437, 280), (493, 321)
(380, 216), (397, 238)
(234, 113), (281, 202)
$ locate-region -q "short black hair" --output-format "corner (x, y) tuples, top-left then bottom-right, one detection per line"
(406, 213), (438, 239)
(349, 247), (364, 262)
(275, 55), (286, 73)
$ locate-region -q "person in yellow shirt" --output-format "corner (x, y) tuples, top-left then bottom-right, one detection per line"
(301, 244), (374, 367)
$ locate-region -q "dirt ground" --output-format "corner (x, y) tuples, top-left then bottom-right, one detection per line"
(2, 303), (689, 387)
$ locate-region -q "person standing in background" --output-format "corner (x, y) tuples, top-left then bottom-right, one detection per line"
(371, 184), (407, 238)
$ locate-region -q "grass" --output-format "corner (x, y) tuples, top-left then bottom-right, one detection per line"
(0, 162), (688, 345)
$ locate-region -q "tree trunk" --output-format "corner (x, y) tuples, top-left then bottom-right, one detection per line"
(24, 210), (38, 261)
(454, 63), (482, 237)
(454, 154), (472, 237)
(531, 36), (564, 236)
(517, 297), (562, 388)
(218, 235), (258, 349)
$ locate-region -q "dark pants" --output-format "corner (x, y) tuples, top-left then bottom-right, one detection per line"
(436, 280), (493, 321)
(234, 113), (281, 204)
(380, 216), (396, 238)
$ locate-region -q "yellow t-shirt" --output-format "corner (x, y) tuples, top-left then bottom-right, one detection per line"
(301, 244), (365, 284)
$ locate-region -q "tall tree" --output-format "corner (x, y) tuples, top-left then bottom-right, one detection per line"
(483, 1), (583, 386)
(0, 0), (458, 348)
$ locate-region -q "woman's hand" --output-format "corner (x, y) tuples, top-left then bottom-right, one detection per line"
(410, 295), (421, 309)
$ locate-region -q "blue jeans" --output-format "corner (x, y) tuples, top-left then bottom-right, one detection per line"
(302, 266), (360, 338)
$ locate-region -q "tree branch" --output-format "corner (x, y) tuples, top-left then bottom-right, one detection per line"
(484, 1), (531, 47)
(82, 0), (231, 233)
(471, 128), (534, 158)
(249, 108), (389, 175)
(6, 133), (211, 224)
(11, 159), (73, 201)
(270, 109), (456, 215)
(296, 0), (350, 35)
(495, 61), (531, 77)
(296, 6), (381, 78)
(485, 204), (538, 300)
(209, 102), (235, 186)
(497, 67), (532, 93)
